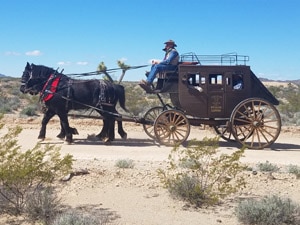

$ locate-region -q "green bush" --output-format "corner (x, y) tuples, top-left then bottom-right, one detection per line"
(287, 164), (300, 179)
(115, 158), (134, 169)
(52, 210), (105, 225)
(25, 186), (61, 225)
(20, 104), (39, 116)
(158, 137), (246, 207)
(256, 161), (280, 172)
(0, 116), (73, 214)
(235, 195), (300, 225)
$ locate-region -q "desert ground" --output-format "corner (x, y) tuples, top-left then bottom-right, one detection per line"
(2, 114), (300, 225)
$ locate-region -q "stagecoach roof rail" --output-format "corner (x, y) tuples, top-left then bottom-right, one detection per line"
(180, 52), (249, 66)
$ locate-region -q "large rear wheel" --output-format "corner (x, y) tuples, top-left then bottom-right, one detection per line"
(230, 98), (281, 149)
(154, 110), (190, 146)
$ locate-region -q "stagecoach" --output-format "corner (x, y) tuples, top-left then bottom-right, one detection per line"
(140, 53), (281, 149)
(20, 53), (281, 150)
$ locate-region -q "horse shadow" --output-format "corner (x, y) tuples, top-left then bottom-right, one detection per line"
(73, 137), (160, 147)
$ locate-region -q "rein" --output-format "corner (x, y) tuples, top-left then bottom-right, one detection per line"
(64, 64), (149, 77)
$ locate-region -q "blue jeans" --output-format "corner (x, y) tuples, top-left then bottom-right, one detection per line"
(146, 64), (177, 83)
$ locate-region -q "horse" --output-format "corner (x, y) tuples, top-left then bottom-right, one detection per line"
(20, 62), (128, 144)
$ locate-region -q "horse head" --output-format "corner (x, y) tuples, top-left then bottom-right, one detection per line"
(20, 62), (56, 95)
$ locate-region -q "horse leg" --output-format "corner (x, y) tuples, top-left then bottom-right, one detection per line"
(117, 120), (127, 140)
(38, 109), (56, 140)
(108, 117), (116, 142)
(57, 121), (66, 139)
(57, 121), (79, 139)
(57, 113), (73, 144)
(96, 118), (109, 141)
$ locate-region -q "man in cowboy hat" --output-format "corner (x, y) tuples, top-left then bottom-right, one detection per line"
(140, 39), (179, 89)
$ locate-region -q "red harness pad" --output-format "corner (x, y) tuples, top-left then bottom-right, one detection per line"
(41, 75), (61, 102)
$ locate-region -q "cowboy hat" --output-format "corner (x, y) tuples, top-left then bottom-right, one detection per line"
(164, 40), (177, 47)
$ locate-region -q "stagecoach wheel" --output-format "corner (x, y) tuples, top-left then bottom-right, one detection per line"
(154, 110), (190, 146)
(230, 98), (281, 149)
(213, 123), (236, 142)
(143, 106), (164, 139)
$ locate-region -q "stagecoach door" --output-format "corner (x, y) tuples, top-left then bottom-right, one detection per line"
(206, 73), (225, 117)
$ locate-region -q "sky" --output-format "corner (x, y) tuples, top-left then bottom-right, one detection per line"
(1, 0), (300, 81)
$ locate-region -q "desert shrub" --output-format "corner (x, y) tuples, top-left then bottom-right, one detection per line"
(52, 210), (106, 225)
(256, 161), (280, 172)
(20, 104), (39, 116)
(115, 158), (134, 169)
(123, 82), (171, 116)
(0, 117), (73, 214)
(0, 93), (20, 113)
(287, 164), (300, 179)
(25, 186), (61, 225)
(158, 137), (246, 207)
(235, 195), (300, 225)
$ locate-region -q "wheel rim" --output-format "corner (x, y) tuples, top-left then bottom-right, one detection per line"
(230, 98), (281, 149)
(154, 110), (190, 146)
(143, 106), (164, 139)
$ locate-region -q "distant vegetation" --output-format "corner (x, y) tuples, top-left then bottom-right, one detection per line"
(1, 77), (300, 126)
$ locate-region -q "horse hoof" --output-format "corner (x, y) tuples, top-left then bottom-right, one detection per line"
(73, 128), (79, 135)
(65, 140), (73, 145)
(122, 134), (127, 140)
(56, 135), (65, 140)
(103, 137), (111, 144)
(104, 141), (111, 145)
(95, 134), (104, 140)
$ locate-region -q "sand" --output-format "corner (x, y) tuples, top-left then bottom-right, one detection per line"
(2, 115), (300, 225)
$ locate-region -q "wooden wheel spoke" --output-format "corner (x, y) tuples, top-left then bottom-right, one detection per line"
(234, 117), (252, 124)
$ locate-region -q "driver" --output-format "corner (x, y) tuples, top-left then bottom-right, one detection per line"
(139, 40), (179, 89)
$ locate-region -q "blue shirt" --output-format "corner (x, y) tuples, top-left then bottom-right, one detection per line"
(160, 48), (179, 65)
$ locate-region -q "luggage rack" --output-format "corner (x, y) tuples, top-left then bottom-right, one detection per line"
(180, 52), (249, 66)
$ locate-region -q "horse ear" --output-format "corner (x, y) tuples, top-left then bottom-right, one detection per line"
(26, 62), (30, 68)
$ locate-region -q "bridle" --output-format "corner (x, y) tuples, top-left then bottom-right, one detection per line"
(21, 64), (49, 94)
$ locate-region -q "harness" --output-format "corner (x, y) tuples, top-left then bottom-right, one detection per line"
(40, 76), (116, 111)
(40, 72), (61, 102)
(97, 80), (116, 108)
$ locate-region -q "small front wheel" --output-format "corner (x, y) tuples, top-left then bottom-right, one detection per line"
(142, 106), (164, 139)
(154, 110), (190, 146)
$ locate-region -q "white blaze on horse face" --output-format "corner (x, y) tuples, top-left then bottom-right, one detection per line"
(29, 70), (33, 80)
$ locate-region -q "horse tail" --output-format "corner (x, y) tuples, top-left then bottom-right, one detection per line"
(116, 84), (128, 112)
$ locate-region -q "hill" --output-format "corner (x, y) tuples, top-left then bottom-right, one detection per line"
(259, 77), (300, 86)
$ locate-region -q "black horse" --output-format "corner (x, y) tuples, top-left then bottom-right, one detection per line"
(20, 62), (128, 143)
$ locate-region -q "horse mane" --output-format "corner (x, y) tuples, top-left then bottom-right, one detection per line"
(32, 64), (57, 78)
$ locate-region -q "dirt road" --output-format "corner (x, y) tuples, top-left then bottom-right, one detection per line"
(4, 116), (300, 225)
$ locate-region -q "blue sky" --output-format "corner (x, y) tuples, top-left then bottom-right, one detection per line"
(1, 0), (299, 81)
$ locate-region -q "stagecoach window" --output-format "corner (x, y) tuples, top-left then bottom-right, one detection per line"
(232, 74), (244, 90)
(187, 73), (204, 86)
(201, 76), (205, 84)
(209, 74), (223, 85)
